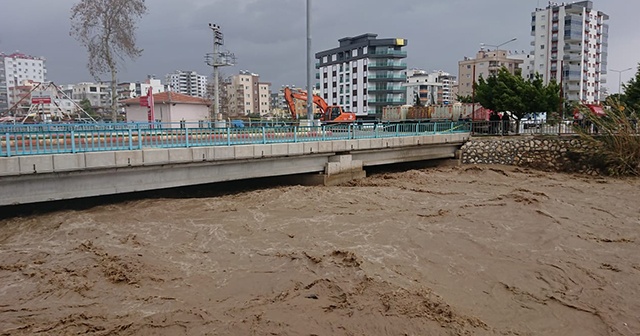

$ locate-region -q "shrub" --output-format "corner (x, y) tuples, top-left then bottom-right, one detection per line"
(573, 102), (640, 176)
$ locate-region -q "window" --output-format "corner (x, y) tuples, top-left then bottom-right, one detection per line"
(540, 44), (545, 49)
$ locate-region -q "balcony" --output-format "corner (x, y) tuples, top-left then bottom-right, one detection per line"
(368, 61), (407, 70)
(369, 49), (407, 57)
(564, 31), (583, 42)
(563, 53), (583, 62)
(566, 84), (581, 92)
(368, 73), (406, 81)
(367, 97), (405, 104)
(563, 44), (581, 52)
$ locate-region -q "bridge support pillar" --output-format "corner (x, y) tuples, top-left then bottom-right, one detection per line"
(301, 154), (366, 186)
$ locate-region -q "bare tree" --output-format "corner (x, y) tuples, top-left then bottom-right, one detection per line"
(70, 0), (147, 122)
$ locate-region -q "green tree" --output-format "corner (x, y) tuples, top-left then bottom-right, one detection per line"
(70, 0), (148, 122)
(456, 95), (476, 104)
(622, 63), (640, 113)
(475, 68), (560, 131)
(77, 98), (99, 119)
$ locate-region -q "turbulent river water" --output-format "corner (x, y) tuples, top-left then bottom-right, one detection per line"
(1, 165), (639, 335)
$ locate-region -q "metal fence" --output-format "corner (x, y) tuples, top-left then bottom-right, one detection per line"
(470, 120), (584, 136)
(0, 121), (470, 157)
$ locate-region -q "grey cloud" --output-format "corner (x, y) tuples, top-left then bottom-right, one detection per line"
(0, 0), (637, 89)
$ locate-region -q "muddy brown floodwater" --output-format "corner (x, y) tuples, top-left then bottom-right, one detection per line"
(1, 164), (639, 335)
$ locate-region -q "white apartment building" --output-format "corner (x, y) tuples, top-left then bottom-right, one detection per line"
(72, 82), (111, 108)
(0, 52), (47, 112)
(117, 77), (166, 100)
(405, 69), (442, 106)
(531, 1), (609, 103)
(316, 33), (408, 119)
(166, 70), (208, 98)
(508, 51), (535, 80)
(405, 70), (457, 106)
(226, 71), (271, 116)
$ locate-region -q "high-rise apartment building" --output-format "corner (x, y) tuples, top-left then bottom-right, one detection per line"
(531, 1), (609, 103)
(166, 70), (208, 98)
(458, 49), (524, 98)
(316, 34), (408, 119)
(225, 71), (271, 116)
(0, 52), (47, 112)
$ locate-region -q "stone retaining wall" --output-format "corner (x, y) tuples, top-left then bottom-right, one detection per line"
(461, 136), (595, 174)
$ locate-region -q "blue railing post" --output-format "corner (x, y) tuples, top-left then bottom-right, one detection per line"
(262, 126), (266, 144)
(137, 125), (143, 149)
(185, 127), (190, 148)
(5, 133), (10, 157)
(348, 124), (352, 139)
(71, 131), (76, 153)
(226, 127), (231, 146)
(128, 129), (133, 150)
(294, 126), (298, 143)
(395, 124), (399, 137)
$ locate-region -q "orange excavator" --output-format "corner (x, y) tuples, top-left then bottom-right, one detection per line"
(283, 87), (356, 123)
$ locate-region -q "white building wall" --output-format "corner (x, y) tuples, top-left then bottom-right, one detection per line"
(126, 103), (209, 123)
(1, 53), (47, 109)
(166, 71), (208, 98)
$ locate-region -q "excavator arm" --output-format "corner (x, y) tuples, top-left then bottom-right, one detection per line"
(283, 87), (356, 122)
(283, 87), (298, 120)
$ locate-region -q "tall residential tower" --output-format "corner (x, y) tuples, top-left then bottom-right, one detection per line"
(531, 1), (609, 103)
(316, 34), (408, 119)
(165, 70), (208, 98)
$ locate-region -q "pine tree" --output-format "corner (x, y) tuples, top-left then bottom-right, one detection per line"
(622, 63), (640, 113)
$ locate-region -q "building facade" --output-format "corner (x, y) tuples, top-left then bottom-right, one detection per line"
(117, 76), (166, 100)
(166, 70), (208, 98)
(72, 82), (111, 109)
(225, 71), (271, 117)
(316, 33), (408, 118)
(531, 1), (609, 104)
(458, 49), (524, 98)
(0, 52), (47, 112)
(122, 91), (211, 124)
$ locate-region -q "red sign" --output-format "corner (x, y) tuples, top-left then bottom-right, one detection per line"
(31, 97), (51, 104)
(140, 96), (149, 107)
(146, 87), (155, 123)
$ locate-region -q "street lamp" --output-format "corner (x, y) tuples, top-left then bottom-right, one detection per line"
(610, 67), (633, 95)
(306, 0), (314, 123)
(480, 37), (518, 51)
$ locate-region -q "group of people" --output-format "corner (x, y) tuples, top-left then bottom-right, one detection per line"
(489, 112), (511, 135)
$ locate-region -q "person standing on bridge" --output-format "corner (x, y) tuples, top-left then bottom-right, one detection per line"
(501, 113), (510, 135)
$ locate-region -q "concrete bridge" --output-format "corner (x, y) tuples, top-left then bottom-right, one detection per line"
(0, 131), (469, 206)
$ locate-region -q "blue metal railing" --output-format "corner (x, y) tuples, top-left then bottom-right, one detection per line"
(0, 121), (470, 157)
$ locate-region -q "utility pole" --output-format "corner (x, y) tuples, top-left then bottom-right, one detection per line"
(306, 0), (314, 123)
(206, 23), (235, 126)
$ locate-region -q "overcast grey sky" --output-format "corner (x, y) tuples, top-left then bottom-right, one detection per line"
(0, 0), (638, 92)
